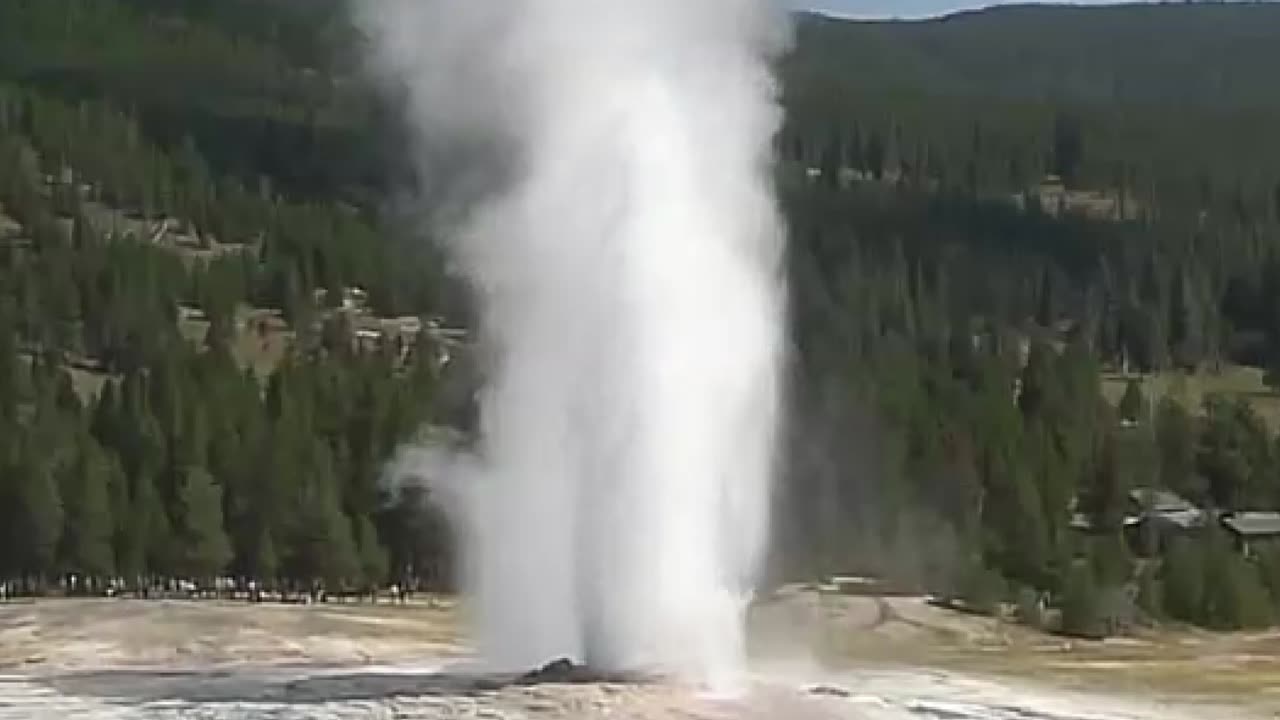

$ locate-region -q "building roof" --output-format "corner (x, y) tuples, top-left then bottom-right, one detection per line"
(0, 214), (20, 239)
(1069, 488), (1207, 534)
(1129, 487), (1196, 514)
(1070, 512), (1142, 532)
(1148, 508), (1206, 531)
(1222, 512), (1280, 537)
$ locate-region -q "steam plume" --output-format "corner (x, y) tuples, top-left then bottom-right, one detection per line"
(357, 0), (788, 688)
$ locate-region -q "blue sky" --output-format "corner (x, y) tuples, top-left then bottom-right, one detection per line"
(801, 1), (1138, 20)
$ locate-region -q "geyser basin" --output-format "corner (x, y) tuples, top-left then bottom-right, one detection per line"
(357, 0), (788, 687)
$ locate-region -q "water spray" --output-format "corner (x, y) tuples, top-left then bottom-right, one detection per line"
(359, 0), (788, 690)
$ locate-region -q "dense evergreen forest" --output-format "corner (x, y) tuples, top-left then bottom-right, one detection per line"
(779, 3), (1280, 634)
(3, 0), (1280, 636)
(0, 0), (455, 599)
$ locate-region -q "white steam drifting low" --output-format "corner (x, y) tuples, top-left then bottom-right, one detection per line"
(358, 0), (789, 688)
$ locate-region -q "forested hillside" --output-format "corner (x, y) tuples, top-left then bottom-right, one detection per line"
(0, 0), (392, 201)
(789, 3), (1280, 107)
(778, 2), (1280, 635)
(0, 0), (457, 598)
(2, 0), (1280, 635)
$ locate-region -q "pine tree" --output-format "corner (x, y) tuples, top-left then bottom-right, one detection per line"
(59, 436), (115, 579)
(1015, 585), (1044, 629)
(1258, 547), (1280, 615)
(91, 380), (120, 448)
(1018, 342), (1061, 419)
(1197, 397), (1257, 511)
(955, 557), (1004, 615)
(1135, 564), (1163, 621)
(297, 493), (359, 588)
(1051, 111), (1084, 187)
(1006, 467), (1052, 589)
(354, 514), (388, 588)
(866, 129), (887, 181)
(1202, 526), (1272, 630)
(131, 471), (173, 578)
(1060, 561), (1103, 638)
(285, 441), (359, 587)
(1088, 430), (1129, 533)
(819, 129), (842, 189)
(1156, 398), (1200, 502)
(1169, 269), (1205, 371)
(13, 455), (64, 581)
(253, 526), (279, 584)
(383, 485), (453, 590)
(1088, 533), (1132, 589)
(1161, 537), (1206, 624)
(1118, 379), (1145, 424)
(176, 467), (232, 581)
(0, 303), (16, 424)
(1265, 354), (1280, 393)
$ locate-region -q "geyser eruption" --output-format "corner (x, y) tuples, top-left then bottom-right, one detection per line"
(358, 0), (788, 688)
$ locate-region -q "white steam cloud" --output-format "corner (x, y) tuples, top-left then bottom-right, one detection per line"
(357, 0), (789, 688)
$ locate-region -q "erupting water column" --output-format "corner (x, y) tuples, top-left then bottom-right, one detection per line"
(358, 0), (788, 690)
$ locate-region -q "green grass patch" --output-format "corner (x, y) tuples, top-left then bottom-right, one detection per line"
(1102, 365), (1280, 431)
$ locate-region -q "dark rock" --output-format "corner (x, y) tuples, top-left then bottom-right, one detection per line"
(516, 658), (662, 686)
(517, 658), (587, 685)
(808, 684), (852, 698)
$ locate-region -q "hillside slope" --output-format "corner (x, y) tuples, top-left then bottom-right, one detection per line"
(786, 3), (1280, 108)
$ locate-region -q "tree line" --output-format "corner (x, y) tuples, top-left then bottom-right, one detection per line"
(775, 3), (1280, 635)
(0, 77), (458, 594)
(6, 0), (1280, 635)
(777, 123), (1280, 635)
(0, 319), (453, 594)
